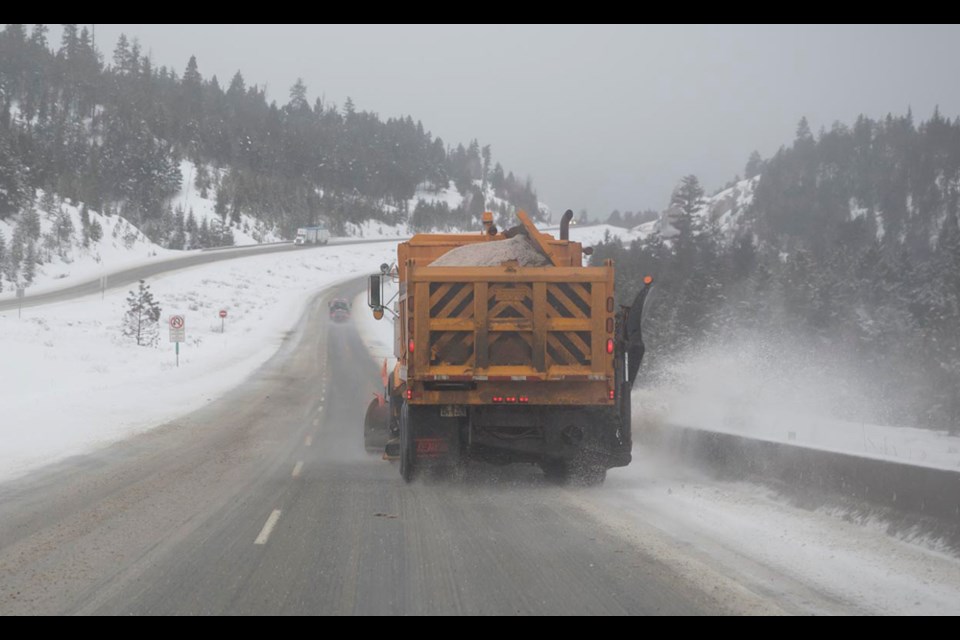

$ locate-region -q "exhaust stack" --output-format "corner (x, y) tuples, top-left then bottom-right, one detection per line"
(560, 209), (573, 240)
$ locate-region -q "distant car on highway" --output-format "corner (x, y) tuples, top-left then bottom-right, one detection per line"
(329, 298), (351, 323)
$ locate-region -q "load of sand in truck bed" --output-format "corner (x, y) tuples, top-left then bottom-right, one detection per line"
(429, 233), (551, 267)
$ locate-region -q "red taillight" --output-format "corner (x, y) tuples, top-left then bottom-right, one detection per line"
(608, 389), (615, 400)
(492, 396), (504, 403)
(406, 389), (413, 400)
(606, 338), (614, 354)
(518, 396), (529, 404)
(408, 338), (415, 353)
(505, 396), (517, 403)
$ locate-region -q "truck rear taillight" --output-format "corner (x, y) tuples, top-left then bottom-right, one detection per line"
(406, 389), (413, 400)
(408, 338), (415, 353)
(519, 396), (529, 403)
(492, 396), (504, 403)
(606, 338), (614, 354)
(609, 389), (615, 400)
(505, 396), (517, 403)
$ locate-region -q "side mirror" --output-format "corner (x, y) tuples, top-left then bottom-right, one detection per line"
(368, 273), (383, 316)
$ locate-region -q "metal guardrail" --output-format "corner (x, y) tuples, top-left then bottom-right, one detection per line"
(642, 425), (960, 522)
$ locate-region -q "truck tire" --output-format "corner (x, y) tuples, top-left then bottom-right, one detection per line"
(399, 402), (417, 482)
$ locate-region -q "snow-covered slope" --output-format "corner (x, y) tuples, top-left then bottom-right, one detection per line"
(175, 160), (283, 245)
(0, 194), (174, 298)
(639, 175), (759, 242)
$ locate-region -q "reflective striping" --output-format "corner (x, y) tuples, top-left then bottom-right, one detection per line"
(292, 461), (304, 477)
(254, 510), (282, 545)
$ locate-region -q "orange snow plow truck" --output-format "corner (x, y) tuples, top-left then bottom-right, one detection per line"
(363, 210), (652, 484)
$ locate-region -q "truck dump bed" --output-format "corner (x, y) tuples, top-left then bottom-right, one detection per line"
(410, 264), (614, 387)
(396, 213), (617, 407)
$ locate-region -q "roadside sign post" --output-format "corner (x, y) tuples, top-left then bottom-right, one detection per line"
(100, 275), (107, 301)
(219, 309), (227, 333)
(169, 315), (185, 367)
(16, 287), (25, 319)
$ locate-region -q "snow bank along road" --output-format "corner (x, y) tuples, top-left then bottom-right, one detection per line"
(0, 237), (403, 313)
(0, 241), (399, 482)
(1, 278), (958, 615)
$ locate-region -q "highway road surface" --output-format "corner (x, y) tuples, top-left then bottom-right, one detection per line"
(0, 279), (953, 615)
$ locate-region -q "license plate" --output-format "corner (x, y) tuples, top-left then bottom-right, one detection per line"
(440, 405), (467, 417)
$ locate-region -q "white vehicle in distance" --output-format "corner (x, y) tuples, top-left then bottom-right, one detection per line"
(294, 223), (330, 245)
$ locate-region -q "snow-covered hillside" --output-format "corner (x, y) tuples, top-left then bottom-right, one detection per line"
(0, 194), (174, 298)
(175, 160), (283, 245)
(640, 175), (759, 242)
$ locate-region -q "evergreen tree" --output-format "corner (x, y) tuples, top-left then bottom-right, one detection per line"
(80, 204), (91, 246)
(0, 229), (5, 292)
(112, 34), (131, 72)
(0, 136), (27, 219)
(40, 190), (58, 216)
(214, 183), (228, 219)
(88, 217), (103, 244)
(198, 217), (211, 247)
(123, 280), (162, 346)
(170, 206), (186, 250)
(4, 230), (23, 284)
(53, 206), (75, 255)
(795, 116), (813, 144)
(19, 205), (41, 241)
(185, 208), (197, 247)
(288, 78), (309, 112)
(22, 240), (36, 284)
(29, 24), (49, 49)
(668, 174), (705, 268)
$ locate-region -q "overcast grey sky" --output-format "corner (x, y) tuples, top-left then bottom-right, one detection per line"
(50, 24), (960, 219)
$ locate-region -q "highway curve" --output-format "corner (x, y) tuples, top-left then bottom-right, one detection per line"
(0, 279), (917, 615)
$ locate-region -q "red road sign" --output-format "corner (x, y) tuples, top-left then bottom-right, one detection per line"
(219, 310), (227, 318)
(170, 315), (185, 329)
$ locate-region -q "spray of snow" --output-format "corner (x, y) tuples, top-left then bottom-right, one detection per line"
(635, 335), (960, 471)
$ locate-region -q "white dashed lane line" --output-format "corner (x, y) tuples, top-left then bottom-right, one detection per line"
(254, 510), (282, 545)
